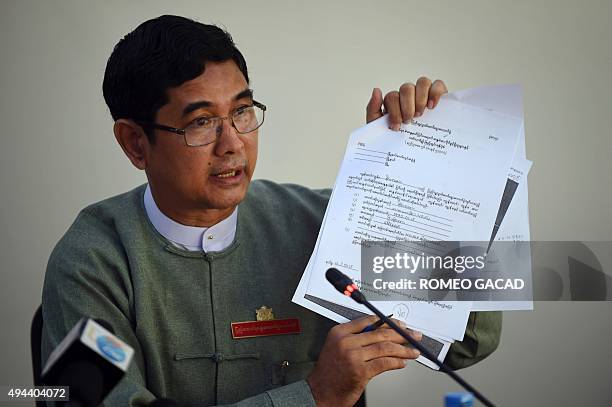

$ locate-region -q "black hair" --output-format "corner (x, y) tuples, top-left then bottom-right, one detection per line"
(102, 15), (249, 142)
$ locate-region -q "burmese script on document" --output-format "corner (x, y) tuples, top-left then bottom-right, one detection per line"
(293, 86), (532, 368)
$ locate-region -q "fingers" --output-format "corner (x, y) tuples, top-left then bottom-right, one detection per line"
(336, 315), (423, 348)
(353, 325), (422, 347)
(336, 315), (386, 335)
(415, 77), (432, 117)
(361, 341), (421, 362)
(366, 87), (383, 123)
(398, 83), (416, 125)
(377, 78), (448, 131)
(384, 91), (402, 131)
(365, 357), (411, 378)
(429, 79), (448, 109)
(312, 314), (424, 404)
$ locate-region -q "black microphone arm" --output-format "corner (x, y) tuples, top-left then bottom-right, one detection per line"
(325, 268), (496, 407)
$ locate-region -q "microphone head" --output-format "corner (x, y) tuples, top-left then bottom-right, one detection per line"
(42, 318), (134, 406)
(94, 319), (115, 334)
(325, 268), (365, 303)
(325, 268), (352, 292)
(58, 359), (105, 406)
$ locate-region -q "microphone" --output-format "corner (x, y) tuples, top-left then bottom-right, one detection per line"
(325, 268), (496, 407)
(42, 318), (134, 406)
(325, 267), (366, 304)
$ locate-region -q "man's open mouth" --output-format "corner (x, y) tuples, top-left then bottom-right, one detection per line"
(211, 167), (244, 181)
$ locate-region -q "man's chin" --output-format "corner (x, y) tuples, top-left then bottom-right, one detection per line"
(204, 181), (250, 210)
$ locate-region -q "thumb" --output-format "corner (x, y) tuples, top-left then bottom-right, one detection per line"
(366, 87), (383, 123)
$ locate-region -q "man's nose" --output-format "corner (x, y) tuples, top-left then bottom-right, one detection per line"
(213, 118), (243, 156)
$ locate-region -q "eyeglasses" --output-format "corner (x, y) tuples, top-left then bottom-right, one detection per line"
(136, 101), (266, 147)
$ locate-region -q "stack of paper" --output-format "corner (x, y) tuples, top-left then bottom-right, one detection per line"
(292, 85), (532, 369)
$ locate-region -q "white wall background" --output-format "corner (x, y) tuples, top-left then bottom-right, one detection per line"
(1, 0), (611, 405)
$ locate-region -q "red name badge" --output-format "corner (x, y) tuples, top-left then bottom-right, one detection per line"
(231, 318), (301, 339)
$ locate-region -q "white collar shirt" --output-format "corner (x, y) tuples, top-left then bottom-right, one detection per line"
(143, 184), (237, 252)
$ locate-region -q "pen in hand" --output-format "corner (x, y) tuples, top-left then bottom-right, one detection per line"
(360, 314), (394, 333)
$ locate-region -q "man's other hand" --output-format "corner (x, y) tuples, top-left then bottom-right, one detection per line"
(306, 315), (422, 407)
(366, 77), (448, 130)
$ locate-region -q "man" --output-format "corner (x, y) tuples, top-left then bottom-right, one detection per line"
(42, 15), (501, 406)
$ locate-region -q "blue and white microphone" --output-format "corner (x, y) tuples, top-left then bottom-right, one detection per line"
(42, 318), (134, 406)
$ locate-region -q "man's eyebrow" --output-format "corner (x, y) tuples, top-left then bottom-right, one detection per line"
(182, 88), (254, 117)
(234, 88), (253, 101)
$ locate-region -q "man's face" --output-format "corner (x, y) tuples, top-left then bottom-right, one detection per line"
(144, 60), (258, 223)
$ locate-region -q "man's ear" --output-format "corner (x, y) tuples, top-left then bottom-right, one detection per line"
(113, 119), (150, 170)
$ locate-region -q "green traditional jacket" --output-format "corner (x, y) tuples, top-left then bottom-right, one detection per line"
(42, 181), (501, 406)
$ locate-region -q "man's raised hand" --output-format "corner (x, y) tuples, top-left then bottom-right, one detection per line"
(366, 77), (448, 130)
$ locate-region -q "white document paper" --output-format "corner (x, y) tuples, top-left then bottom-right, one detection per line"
(293, 85), (531, 368)
(303, 97), (522, 341)
(292, 136), (455, 369)
(296, 238), (454, 369)
(450, 85), (533, 311)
